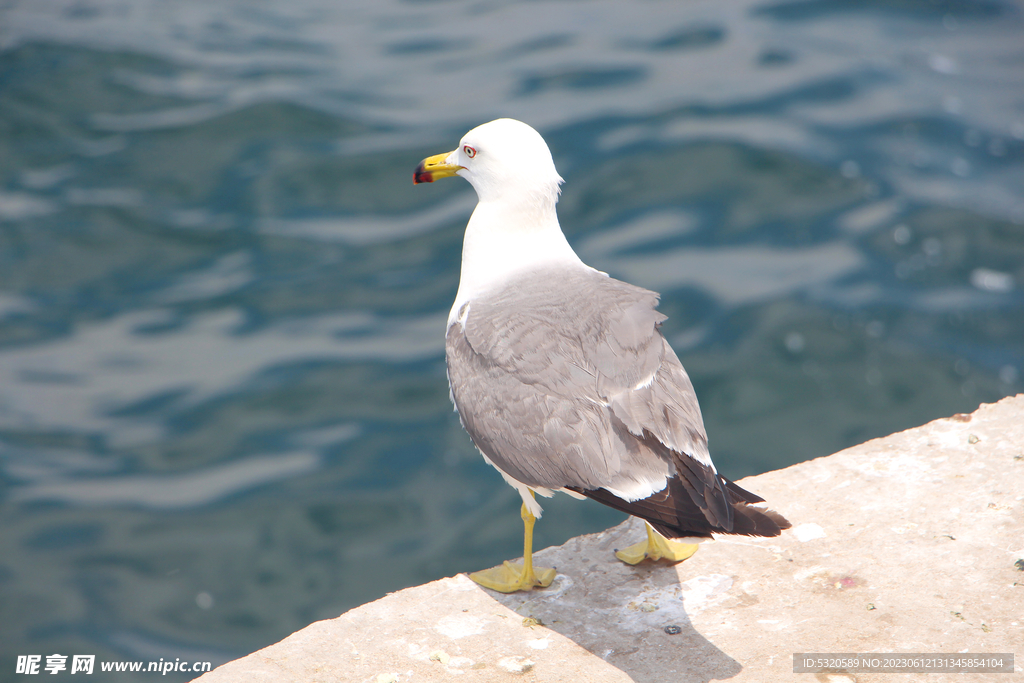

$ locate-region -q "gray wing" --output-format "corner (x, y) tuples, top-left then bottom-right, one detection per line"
(446, 266), (731, 527)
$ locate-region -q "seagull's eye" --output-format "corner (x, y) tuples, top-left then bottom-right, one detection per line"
(463, 145), (477, 158)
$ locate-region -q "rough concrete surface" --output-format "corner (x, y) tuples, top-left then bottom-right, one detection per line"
(194, 395), (1024, 683)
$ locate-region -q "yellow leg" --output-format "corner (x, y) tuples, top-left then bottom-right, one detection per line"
(615, 522), (700, 566)
(469, 496), (557, 593)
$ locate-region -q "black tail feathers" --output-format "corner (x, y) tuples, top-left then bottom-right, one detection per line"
(569, 474), (791, 540)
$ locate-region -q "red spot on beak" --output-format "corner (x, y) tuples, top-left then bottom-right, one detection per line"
(413, 163), (434, 184)
(413, 152), (459, 184)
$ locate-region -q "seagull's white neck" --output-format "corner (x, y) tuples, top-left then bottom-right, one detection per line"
(448, 195), (586, 327)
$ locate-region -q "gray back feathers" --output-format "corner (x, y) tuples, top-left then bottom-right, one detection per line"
(446, 266), (721, 520)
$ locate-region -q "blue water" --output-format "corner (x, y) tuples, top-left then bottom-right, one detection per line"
(2, 0), (1023, 678)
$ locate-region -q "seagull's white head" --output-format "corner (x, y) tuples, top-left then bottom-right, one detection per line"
(416, 119), (585, 324)
(414, 118), (563, 208)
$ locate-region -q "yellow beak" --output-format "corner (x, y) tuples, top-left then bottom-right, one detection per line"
(413, 150), (463, 184)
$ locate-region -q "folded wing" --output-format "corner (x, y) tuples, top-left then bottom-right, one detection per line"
(446, 266), (789, 538)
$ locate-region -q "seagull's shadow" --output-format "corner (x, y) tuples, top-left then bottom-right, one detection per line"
(487, 517), (741, 683)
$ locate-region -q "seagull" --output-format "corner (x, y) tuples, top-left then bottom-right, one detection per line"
(414, 119), (790, 593)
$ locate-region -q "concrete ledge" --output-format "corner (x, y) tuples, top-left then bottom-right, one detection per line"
(195, 395), (1024, 682)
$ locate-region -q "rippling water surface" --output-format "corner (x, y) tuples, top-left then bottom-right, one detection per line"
(2, 0), (1023, 677)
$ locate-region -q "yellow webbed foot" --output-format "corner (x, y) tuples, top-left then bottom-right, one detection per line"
(615, 523), (699, 565)
(469, 561), (556, 593)
(470, 497), (557, 593)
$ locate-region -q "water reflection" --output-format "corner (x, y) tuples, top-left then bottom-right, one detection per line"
(13, 452), (321, 508)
